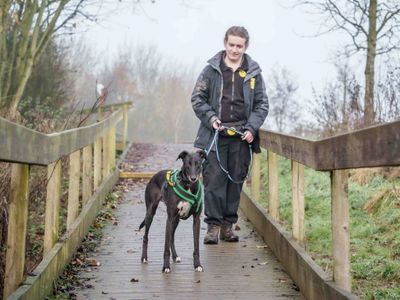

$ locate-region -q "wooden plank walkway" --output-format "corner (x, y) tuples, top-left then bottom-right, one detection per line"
(74, 144), (304, 300)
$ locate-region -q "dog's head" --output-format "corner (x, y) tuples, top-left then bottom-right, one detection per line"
(177, 150), (207, 183)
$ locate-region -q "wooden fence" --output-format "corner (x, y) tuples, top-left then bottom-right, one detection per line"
(0, 105), (130, 300)
(242, 120), (400, 300)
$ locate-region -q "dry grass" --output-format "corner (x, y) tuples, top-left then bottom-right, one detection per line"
(350, 167), (400, 185)
(363, 187), (400, 214)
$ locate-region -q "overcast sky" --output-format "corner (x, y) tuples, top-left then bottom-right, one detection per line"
(80, 0), (366, 99)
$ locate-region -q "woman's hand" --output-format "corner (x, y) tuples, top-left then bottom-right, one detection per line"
(212, 119), (224, 131)
(242, 130), (254, 143)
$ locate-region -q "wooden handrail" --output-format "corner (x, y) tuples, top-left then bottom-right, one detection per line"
(2, 106), (130, 300)
(247, 120), (400, 298)
(0, 110), (123, 166)
(77, 100), (132, 114)
(259, 119), (400, 170)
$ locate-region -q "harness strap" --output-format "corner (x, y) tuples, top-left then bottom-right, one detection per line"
(166, 170), (203, 213)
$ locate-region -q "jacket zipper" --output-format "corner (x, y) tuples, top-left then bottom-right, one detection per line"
(218, 72), (223, 119)
(231, 71), (235, 118)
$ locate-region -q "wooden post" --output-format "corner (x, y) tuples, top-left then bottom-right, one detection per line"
(103, 130), (110, 179)
(67, 151), (80, 230)
(3, 164), (29, 299)
(94, 137), (102, 189)
(97, 107), (103, 122)
(82, 145), (93, 205)
(109, 127), (116, 170)
(292, 161), (305, 244)
(122, 104), (129, 149)
(44, 161), (62, 256)
(251, 153), (260, 201)
(268, 151), (279, 220)
(331, 169), (351, 292)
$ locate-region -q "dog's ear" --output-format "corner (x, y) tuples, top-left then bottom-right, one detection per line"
(177, 150), (189, 161)
(197, 149), (207, 160)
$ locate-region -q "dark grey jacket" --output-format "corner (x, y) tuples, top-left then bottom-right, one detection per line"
(191, 50), (269, 153)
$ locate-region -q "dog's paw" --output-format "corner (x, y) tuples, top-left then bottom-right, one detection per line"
(141, 258), (148, 264)
(194, 266), (204, 272)
(174, 256), (181, 263)
(163, 267), (171, 273)
(177, 201), (191, 218)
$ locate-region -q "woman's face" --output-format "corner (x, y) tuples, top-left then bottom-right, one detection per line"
(224, 35), (247, 63)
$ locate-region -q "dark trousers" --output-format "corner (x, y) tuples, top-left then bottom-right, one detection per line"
(203, 136), (251, 225)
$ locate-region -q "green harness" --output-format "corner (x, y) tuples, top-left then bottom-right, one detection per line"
(166, 170), (203, 214)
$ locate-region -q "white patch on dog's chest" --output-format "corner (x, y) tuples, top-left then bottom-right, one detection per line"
(177, 201), (192, 218)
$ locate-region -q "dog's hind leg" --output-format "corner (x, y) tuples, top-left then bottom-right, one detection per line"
(170, 217), (181, 263)
(141, 185), (162, 264)
(141, 213), (151, 264)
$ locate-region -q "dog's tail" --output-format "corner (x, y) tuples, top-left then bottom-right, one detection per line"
(139, 218), (145, 230)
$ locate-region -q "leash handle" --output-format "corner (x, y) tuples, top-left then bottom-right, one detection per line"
(203, 129), (253, 184)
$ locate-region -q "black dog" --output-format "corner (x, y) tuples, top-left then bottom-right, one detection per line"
(139, 150), (207, 273)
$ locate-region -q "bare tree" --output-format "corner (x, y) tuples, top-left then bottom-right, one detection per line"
(157, 67), (198, 143)
(98, 46), (140, 105)
(295, 0), (400, 126)
(18, 37), (72, 128)
(0, 1), (98, 120)
(310, 56), (362, 136)
(376, 62), (400, 123)
(64, 37), (100, 111)
(0, 0), (84, 118)
(101, 44), (198, 143)
(265, 65), (300, 133)
(0, 0), (156, 121)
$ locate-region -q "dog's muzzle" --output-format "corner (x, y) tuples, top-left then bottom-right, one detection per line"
(189, 175), (199, 183)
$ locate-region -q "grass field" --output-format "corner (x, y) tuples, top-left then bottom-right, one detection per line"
(256, 151), (400, 300)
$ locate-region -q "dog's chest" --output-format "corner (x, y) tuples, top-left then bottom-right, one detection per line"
(177, 200), (192, 218)
(177, 184), (197, 218)
(164, 184), (197, 219)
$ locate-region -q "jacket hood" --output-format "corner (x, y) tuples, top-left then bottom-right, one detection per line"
(207, 50), (262, 78)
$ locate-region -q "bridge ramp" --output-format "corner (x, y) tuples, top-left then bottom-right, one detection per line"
(74, 143), (304, 300)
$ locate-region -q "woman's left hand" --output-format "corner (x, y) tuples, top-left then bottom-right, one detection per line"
(242, 130), (254, 143)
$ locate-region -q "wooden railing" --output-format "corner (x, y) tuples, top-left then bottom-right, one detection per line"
(1, 106), (130, 300)
(243, 120), (400, 300)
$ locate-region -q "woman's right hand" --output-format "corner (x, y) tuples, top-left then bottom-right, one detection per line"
(212, 119), (224, 131)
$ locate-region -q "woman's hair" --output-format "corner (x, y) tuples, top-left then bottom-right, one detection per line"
(224, 26), (250, 47)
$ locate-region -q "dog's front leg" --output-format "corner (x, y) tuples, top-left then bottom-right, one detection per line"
(163, 218), (173, 273)
(171, 217), (181, 263)
(193, 213), (203, 272)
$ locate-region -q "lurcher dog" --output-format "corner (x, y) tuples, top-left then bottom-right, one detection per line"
(139, 150), (207, 273)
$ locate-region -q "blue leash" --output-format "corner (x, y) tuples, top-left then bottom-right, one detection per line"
(204, 128), (253, 184)
(204, 129), (219, 156)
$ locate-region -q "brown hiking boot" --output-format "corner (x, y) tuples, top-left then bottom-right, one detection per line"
(220, 221), (239, 242)
(203, 224), (220, 244)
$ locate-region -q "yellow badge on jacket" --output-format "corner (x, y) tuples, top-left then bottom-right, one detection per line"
(250, 77), (256, 89)
(239, 70), (246, 78)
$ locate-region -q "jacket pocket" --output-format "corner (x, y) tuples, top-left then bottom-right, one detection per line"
(194, 125), (213, 150)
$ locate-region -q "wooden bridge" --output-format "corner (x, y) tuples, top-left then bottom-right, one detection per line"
(1, 105), (399, 299)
